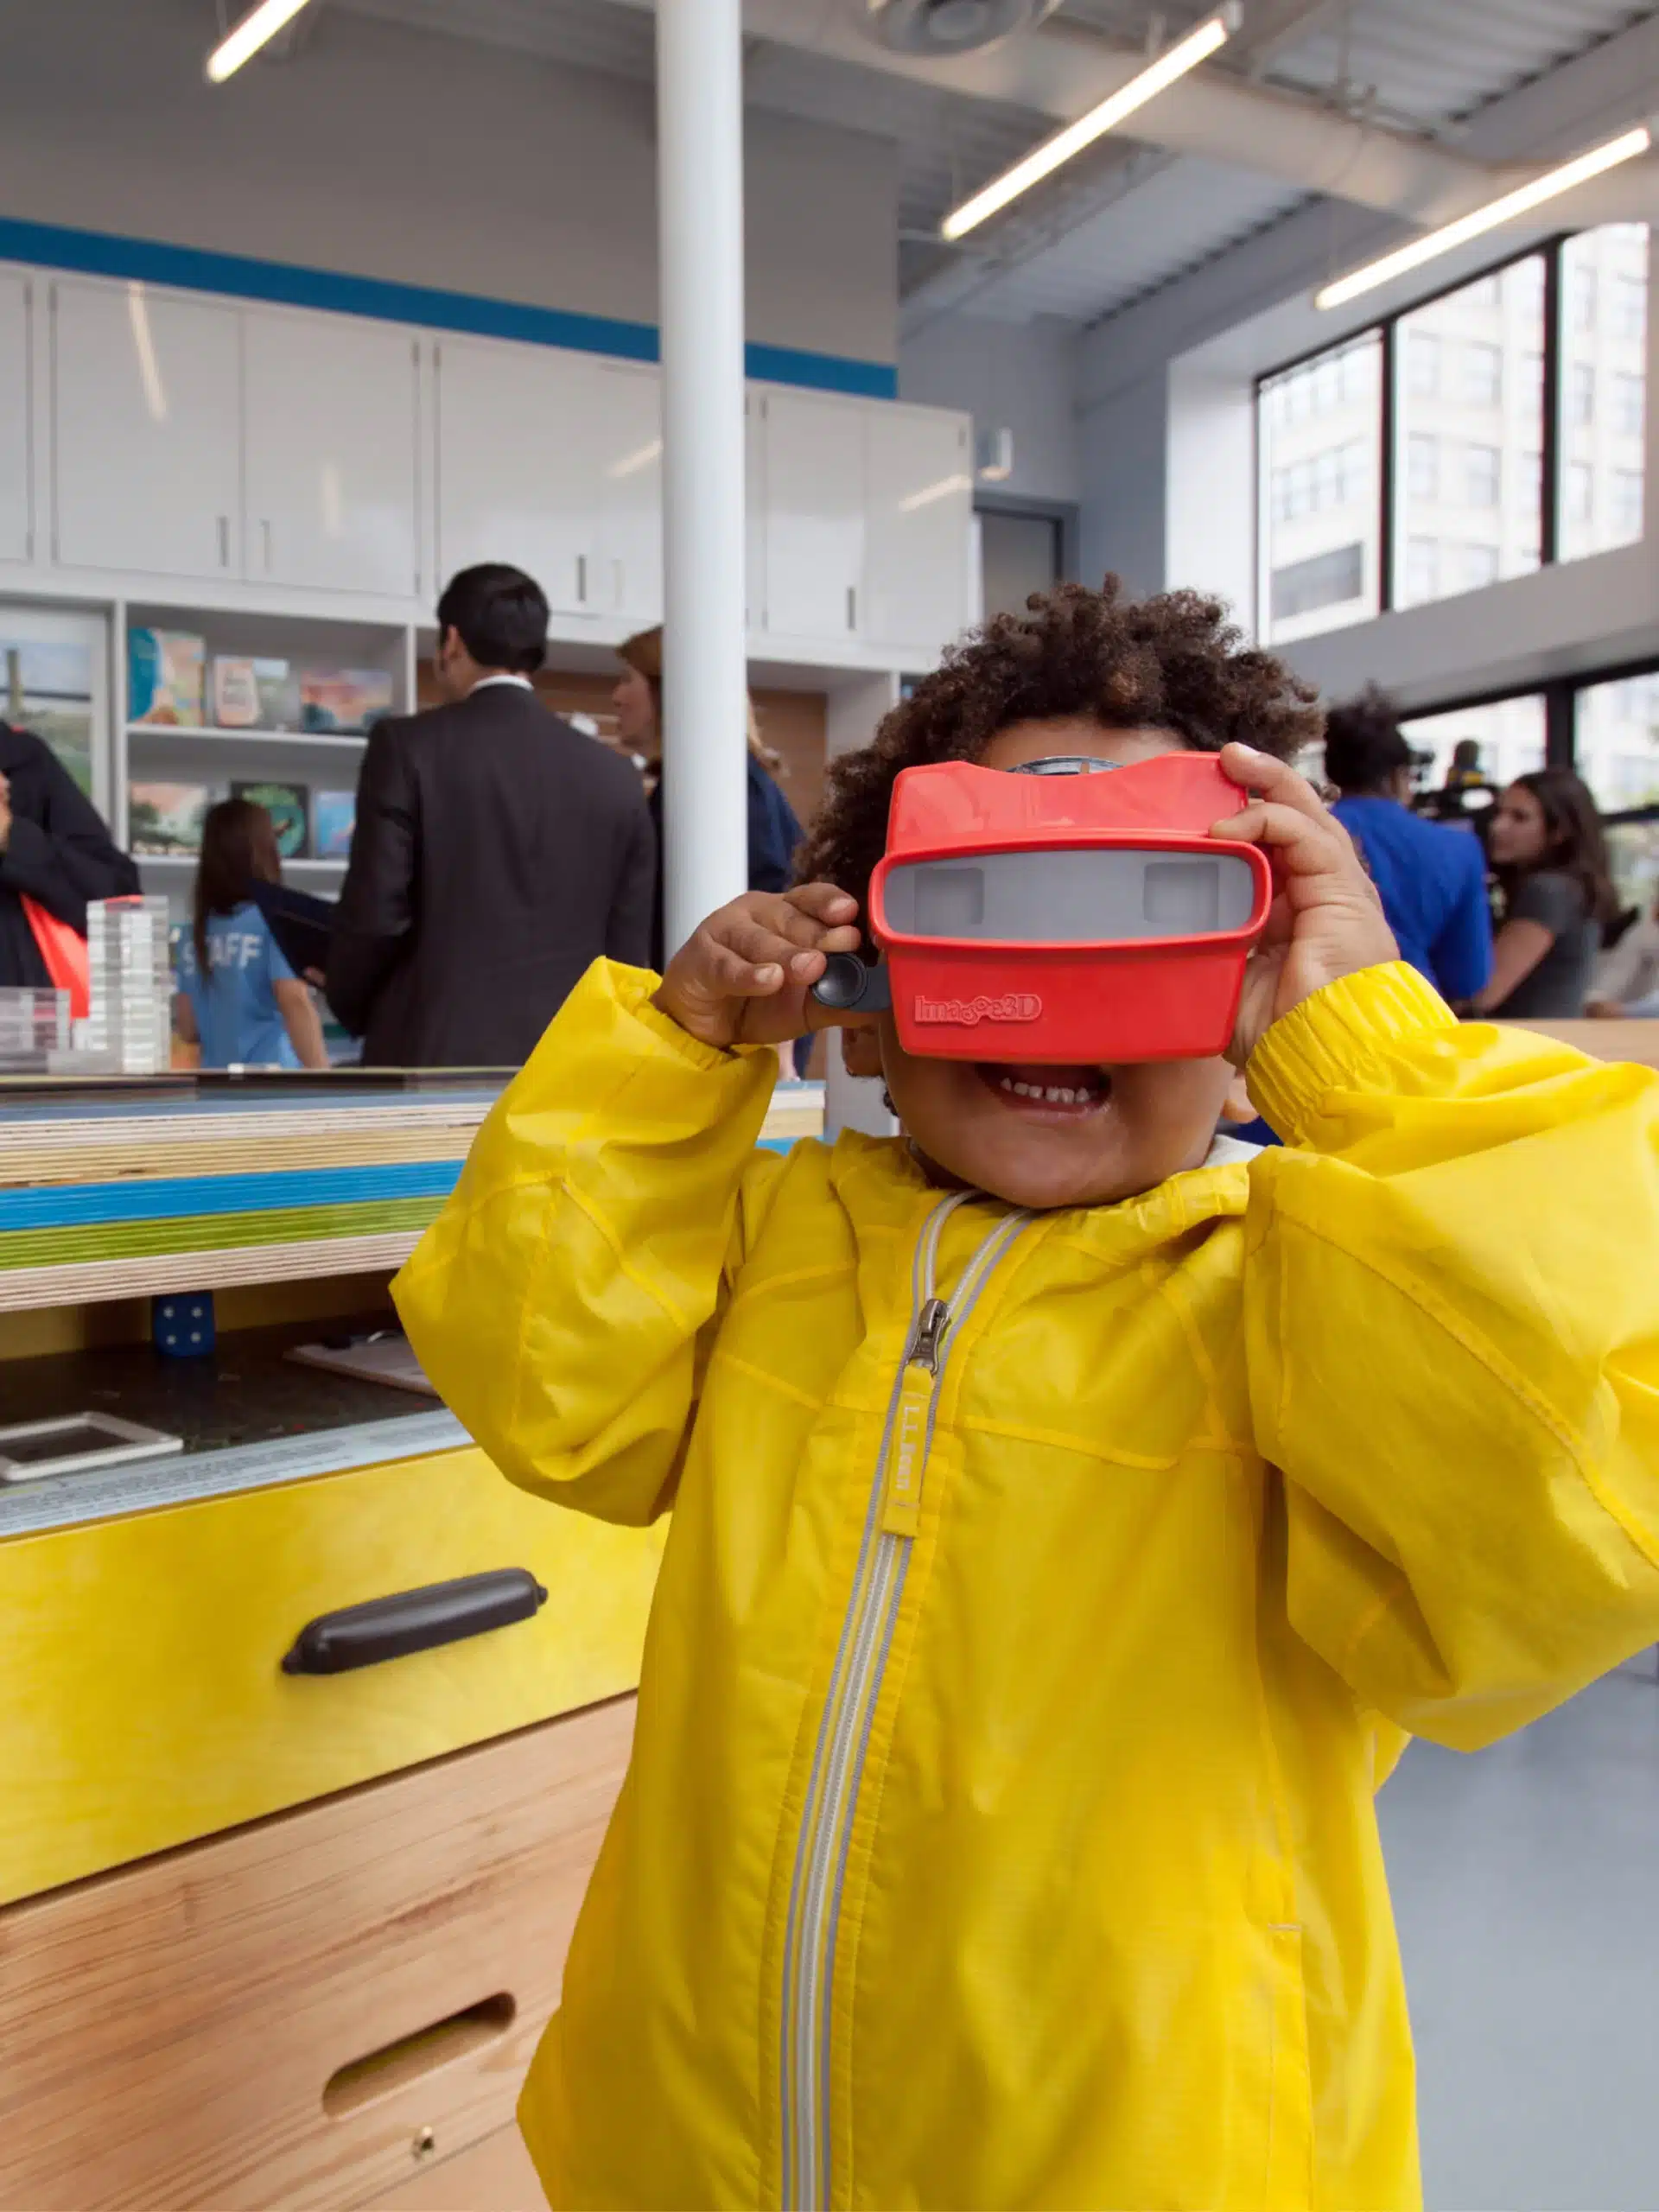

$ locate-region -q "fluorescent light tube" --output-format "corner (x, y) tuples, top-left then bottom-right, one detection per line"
(206, 0), (318, 84)
(1315, 124), (1652, 310)
(941, 4), (1239, 243)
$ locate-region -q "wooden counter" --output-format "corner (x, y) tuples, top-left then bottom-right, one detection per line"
(1503, 1015), (1659, 1071)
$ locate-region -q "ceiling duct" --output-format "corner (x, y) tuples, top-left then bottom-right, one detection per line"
(860, 0), (1059, 61)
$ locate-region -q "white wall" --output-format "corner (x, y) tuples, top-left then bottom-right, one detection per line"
(899, 317), (1078, 505)
(0, 0), (899, 366)
(1166, 360), (1256, 626)
(1078, 372), (1166, 594)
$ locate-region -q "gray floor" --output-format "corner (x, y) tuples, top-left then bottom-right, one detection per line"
(1379, 1659), (1659, 2212)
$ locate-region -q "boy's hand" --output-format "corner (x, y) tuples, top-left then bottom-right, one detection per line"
(1211, 743), (1399, 1069)
(655, 883), (865, 1050)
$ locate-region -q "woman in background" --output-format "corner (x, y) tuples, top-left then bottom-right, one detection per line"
(1469, 768), (1615, 1018)
(612, 626), (802, 972)
(174, 798), (328, 1070)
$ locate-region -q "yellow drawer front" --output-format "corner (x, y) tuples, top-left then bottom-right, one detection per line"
(0, 1446), (664, 1904)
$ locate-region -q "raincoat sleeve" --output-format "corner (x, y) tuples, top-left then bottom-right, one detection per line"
(1243, 959), (1659, 1750)
(393, 958), (785, 1526)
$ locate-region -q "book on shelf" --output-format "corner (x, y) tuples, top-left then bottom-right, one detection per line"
(311, 789), (356, 860)
(128, 780), (217, 856)
(129, 629), (206, 728)
(299, 668), (395, 735)
(231, 780), (310, 860)
(211, 656), (302, 731)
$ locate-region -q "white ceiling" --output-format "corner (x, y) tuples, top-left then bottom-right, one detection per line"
(329, 0), (1659, 332)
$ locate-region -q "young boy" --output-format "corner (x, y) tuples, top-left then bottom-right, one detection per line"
(396, 582), (1659, 2212)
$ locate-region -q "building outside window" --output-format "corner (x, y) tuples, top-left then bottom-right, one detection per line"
(1571, 262), (1598, 334)
(1258, 330), (1381, 644)
(1465, 443), (1501, 507)
(1408, 331), (1441, 397)
(1576, 671), (1659, 815)
(1462, 341), (1503, 408)
(1394, 255), (1545, 607)
(1400, 695), (1546, 793)
(1560, 225), (1649, 559)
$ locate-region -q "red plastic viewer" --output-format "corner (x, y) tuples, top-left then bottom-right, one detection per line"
(812, 752), (1273, 1065)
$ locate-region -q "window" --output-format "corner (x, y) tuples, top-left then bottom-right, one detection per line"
(1408, 433), (1440, 503)
(1394, 256), (1544, 607)
(1457, 542), (1501, 591)
(1571, 263), (1598, 334)
(1576, 672), (1659, 814)
(1405, 537), (1440, 602)
(1408, 332), (1441, 397)
(1464, 444), (1501, 507)
(1258, 330), (1380, 643)
(1462, 342), (1503, 408)
(1560, 227), (1649, 559)
(1400, 696), (1546, 794)
(1270, 543), (1364, 623)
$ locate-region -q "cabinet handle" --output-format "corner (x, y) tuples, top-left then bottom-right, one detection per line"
(847, 584), (858, 632)
(577, 553), (588, 604)
(217, 515), (229, 569)
(280, 1567), (548, 1675)
(262, 518), (272, 572)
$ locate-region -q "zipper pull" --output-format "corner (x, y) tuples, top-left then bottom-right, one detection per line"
(907, 1296), (948, 1373)
(883, 1299), (950, 1538)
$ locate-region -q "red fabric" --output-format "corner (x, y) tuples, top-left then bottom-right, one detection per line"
(22, 895), (90, 1019)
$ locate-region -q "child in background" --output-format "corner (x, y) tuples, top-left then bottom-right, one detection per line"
(174, 798), (327, 1071)
(397, 582), (1659, 2211)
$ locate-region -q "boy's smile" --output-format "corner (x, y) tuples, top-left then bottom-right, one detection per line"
(849, 715), (1247, 1211)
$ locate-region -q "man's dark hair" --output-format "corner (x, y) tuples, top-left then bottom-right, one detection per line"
(797, 577), (1323, 938)
(1321, 683), (1414, 796)
(435, 563), (550, 674)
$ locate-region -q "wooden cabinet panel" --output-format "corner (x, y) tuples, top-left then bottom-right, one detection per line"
(0, 1699), (632, 2212)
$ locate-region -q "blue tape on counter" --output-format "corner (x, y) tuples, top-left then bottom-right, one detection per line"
(0, 1160), (462, 1230)
(0, 219), (899, 399)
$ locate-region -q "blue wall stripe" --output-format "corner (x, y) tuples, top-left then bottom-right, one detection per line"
(0, 216), (899, 401)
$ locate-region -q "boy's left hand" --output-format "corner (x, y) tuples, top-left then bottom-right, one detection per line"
(1211, 742), (1399, 1070)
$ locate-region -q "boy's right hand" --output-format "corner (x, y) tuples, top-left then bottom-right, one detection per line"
(655, 884), (866, 1050)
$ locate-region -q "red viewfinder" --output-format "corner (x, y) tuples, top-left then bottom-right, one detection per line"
(866, 753), (1271, 1063)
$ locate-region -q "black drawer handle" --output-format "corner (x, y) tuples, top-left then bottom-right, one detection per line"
(281, 1569), (548, 1676)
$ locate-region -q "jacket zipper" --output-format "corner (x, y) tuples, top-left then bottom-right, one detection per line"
(779, 1193), (1030, 2211)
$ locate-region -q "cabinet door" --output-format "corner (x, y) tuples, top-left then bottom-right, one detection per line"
(435, 339), (602, 619)
(0, 273), (30, 566)
(593, 363), (662, 623)
(51, 279), (240, 580)
(863, 408), (972, 657)
(245, 310), (420, 599)
(759, 390), (865, 641)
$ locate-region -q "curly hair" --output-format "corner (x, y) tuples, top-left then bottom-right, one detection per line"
(797, 578), (1323, 936)
(1321, 682), (1414, 795)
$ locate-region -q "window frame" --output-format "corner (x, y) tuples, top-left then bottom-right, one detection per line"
(1394, 650), (1659, 804)
(1252, 227), (1646, 626)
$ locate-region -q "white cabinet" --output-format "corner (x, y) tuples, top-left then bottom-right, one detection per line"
(863, 407), (972, 656)
(244, 310), (420, 599)
(745, 391), (766, 632)
(758, 390), (865, 642)
(435, 339), (603, 618)
(0, 274), (30, 566)
(51, 279), (240, 581)
(593, 363), (662, 624)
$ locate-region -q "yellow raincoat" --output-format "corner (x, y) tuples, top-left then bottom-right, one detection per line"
(396, 957), (1659, 2212)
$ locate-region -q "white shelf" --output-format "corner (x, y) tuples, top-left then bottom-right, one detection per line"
(126, 723), (370, 748)
(136, 853), (348, 871)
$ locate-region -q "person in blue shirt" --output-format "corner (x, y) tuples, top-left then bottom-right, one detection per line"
(1325, 686), (1493, 1004)
(174, 798), (328, 1071)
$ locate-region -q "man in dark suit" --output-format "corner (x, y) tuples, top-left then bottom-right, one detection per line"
(0, 721), (139, 987)
(327, 564), (655, 1067)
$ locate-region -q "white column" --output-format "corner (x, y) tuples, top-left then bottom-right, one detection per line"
(656, 0), (750, 958)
